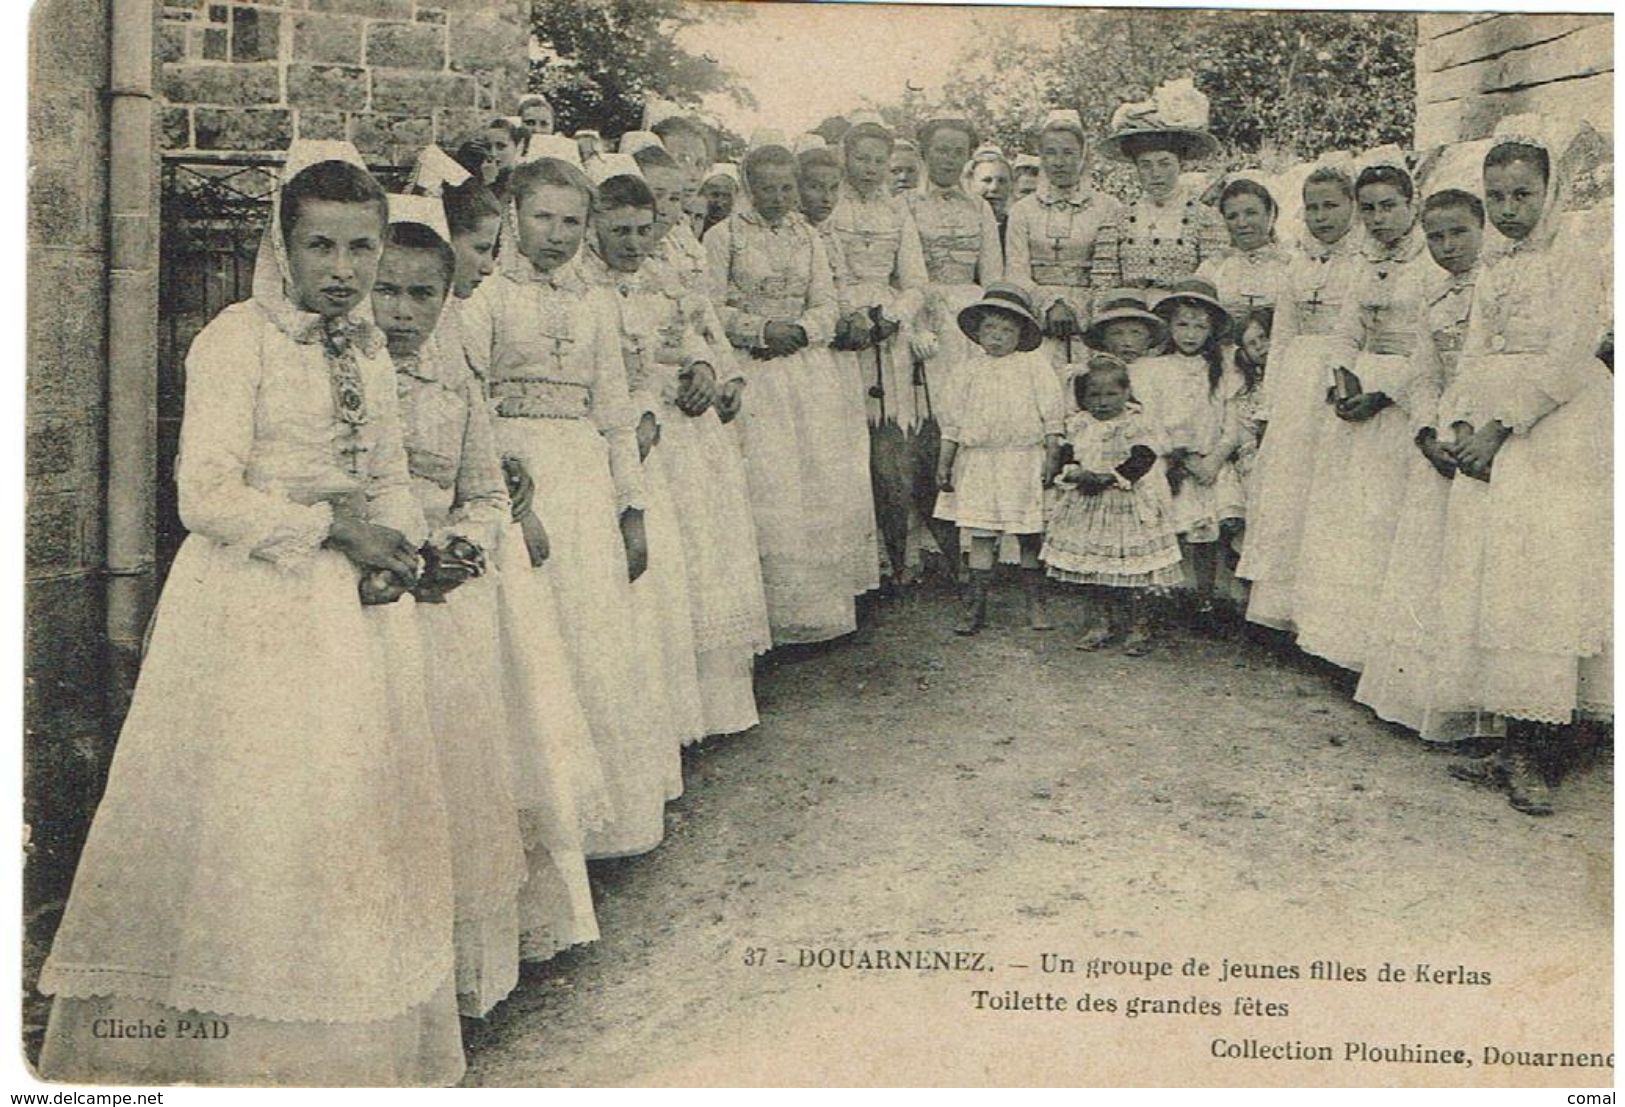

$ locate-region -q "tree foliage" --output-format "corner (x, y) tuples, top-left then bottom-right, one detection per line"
(937, 9), (1415, 169)
(530, 0), (756, 139)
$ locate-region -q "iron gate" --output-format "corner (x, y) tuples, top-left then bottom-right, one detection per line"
(157, 157), (412, 580)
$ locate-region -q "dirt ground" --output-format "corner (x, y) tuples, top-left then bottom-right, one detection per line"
(21, 580), (1612, 1086)
(459, 580), (1614, 1088)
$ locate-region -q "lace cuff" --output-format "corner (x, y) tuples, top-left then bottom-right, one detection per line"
(252, 500), (335, 572)
(604, 427), (647, 512)
(726, 311), (769, 351)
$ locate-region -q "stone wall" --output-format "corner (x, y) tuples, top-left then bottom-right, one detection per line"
(27, 0), (113, 895)
(159, 0), (530, 165)
(1415, 13), (1612, 148)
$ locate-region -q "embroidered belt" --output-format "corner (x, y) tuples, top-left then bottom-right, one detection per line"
(490, 377), (592, 420)
(405, 446), (458, 490)
(733, 295), (805, 319)
(1030, 262), (1087, 286)
(926, 260), (977, 283)
(1363, 332), (1417, 357)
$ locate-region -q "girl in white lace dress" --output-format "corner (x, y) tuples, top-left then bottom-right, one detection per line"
(1430, 118), (1612, 815)
(379, 199), (605, 1018)
(933, 284), (1065, 634)
(38, 145), (464, 1085)
(458, 156), (681, 859)
(583, 161), (771, 739)
(706, 141), (865, 645)
(1290, 160), (1432, 673)
(827, 114), (933, 583)
(1197, 177), (1291, 325)
(1129, 278), (1237, 610)
(1236, 163), (1364, 631)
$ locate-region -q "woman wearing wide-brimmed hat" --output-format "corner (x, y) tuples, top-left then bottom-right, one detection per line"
(1091, 79), (1229, 293)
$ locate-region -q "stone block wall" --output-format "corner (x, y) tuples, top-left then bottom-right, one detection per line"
(159, 0), (529, 165)
(27, 0), (114, 896)
(1415, 13), (1612, 148)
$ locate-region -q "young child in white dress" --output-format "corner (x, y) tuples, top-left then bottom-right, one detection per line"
(1130, 278), (1235, 617)
(1044, 355), (1183, 654)
(933, 283), (1065, 634)
(1213, 306), (1271, 563)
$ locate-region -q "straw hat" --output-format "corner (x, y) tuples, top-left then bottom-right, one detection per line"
(1099, 78), (1219, 163)
(792, 133), (828, 157)
(957, 282), (1043, 352)
(1150, 277), (1231, 341)
(1082, 288), (1169, 349)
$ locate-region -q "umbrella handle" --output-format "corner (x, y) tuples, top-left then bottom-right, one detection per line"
(873, 342), (886, 424)
(914, 354), (933, 421)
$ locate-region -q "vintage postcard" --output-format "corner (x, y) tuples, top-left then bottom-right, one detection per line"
(19, 0), (1613, 1089)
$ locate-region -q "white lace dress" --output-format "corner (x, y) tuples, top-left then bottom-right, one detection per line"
(1236, 234), (1362, 630)
(37, 300), (464, 1086)
(811, 219), (883, 594)
(1352, 269), (1504, 741)
(1042, 407), (1183, 587)
(933, 348), (1064, 535)
(1290, 230), (1432, 672)
(707, 208), (864, 644)
(458, 258), (681, 859)
(1196, 240), (1292, 325)
(1129, 352), (1231, 543)
(1428, 234), (1612, 726)
(583, 248), (771, 739)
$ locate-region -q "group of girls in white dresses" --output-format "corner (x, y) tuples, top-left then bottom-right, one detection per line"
(34, 89), (1611, 1087)
(1237, 115), (1611, 818)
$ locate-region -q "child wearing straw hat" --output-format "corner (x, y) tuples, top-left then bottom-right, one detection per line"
(934, 283), (1066, 634)
(1080, 287), (1168, 370)
(1131, 277), (1238, 620)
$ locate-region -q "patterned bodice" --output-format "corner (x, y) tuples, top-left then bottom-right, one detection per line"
(908, 187), (992, 286)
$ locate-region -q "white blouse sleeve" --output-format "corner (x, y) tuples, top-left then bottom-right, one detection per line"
(455, 278), (499, 382)
(360, 349), (428, 547)
(1004, 200), (1038, 306)
(445, 371), (512, 552)
(705, 217), (766, 358)
(175, 306), (334, 570)
(586, 287), (648, 512)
